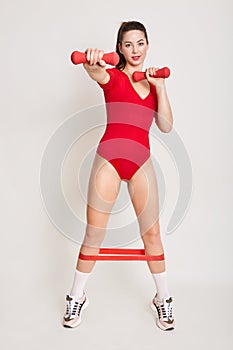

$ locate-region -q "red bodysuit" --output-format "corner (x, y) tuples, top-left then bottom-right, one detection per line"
(97, 68), (158, 181)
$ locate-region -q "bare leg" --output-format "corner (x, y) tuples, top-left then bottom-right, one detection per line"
(127, 157), (165, 274)
(77, 153), (121, 272)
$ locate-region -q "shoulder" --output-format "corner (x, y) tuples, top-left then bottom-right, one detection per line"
(149, 83), (158, 110)
(106, 67), (122, 77)
(98, 68), (121, 90)
(149, 82), (157, 96)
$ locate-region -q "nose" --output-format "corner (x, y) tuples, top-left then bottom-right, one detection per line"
(132, 44), (138, 54)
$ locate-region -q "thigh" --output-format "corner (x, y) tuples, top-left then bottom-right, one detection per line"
(87, 152), (121, 224)
(127, 157), (160, 235)
(83, 153), (122, 249)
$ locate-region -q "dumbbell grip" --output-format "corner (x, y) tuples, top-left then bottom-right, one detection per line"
(132, 67), (170, 82)
(71, 51), (119, 66)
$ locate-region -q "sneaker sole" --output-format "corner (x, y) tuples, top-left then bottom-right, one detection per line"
(63, 297), (89, 328)
(150, 301), (174, 331)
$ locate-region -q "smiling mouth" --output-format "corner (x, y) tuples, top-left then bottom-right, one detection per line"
(132, 56), (140, 60)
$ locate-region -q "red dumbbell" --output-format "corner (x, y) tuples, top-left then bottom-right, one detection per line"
(132, 67), (170, 82)
(71, 50), (119, 66)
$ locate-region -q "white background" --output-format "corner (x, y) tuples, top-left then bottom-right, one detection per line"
(1, 0), (232, 349)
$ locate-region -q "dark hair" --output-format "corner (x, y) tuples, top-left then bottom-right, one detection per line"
(115, 21), (149, 70)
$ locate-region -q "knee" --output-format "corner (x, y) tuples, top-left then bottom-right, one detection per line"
(83, 224), (106, 248)
(141, 223), (161, 245)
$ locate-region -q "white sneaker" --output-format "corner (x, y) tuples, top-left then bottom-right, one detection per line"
(151, 293), (175, 331)
(63, 292), (89, 328)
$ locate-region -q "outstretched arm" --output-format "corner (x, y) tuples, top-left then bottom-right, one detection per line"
(83, 48), (110, 85)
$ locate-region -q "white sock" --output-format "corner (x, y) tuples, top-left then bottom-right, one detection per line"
(70, 269), (91, 300)
(152, 271), (170, 302)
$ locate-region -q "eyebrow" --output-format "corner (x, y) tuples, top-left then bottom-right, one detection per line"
(123, 39), (145, 44)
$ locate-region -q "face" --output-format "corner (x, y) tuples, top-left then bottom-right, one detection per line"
(119, 30), (149, 68)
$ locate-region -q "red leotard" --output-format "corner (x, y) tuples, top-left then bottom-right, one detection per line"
(97, 68), (158, 181)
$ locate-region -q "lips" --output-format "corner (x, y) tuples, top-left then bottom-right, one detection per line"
(132, 56), (140, 61)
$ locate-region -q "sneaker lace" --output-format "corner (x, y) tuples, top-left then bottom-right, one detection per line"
(167, 302), (173, 319)
(161, 300), (173, 320)
(66, 298), (83, 317)
(66, 300), (72, 316)
(66, 300), (75, 316)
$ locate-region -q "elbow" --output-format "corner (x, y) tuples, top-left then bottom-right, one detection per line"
(155, 115), (173, 133)
(162, 122), (173, 133)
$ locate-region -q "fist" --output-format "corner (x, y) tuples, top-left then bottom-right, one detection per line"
(84, 48), (106, 67)
(145, 67), (165, 88)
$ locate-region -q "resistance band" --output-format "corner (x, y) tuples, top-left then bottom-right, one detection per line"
(79, 248), (165, 261)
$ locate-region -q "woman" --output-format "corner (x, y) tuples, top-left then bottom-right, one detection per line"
(63, 21), (175, 331)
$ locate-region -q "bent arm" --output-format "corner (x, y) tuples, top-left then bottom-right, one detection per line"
(155, 85), (173, 133)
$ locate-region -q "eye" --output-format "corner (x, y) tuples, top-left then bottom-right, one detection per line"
(138, 42), (144, 46)
(125, 43), (131, 48)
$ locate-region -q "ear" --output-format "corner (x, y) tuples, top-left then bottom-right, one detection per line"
(118, 43), (122, 54)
